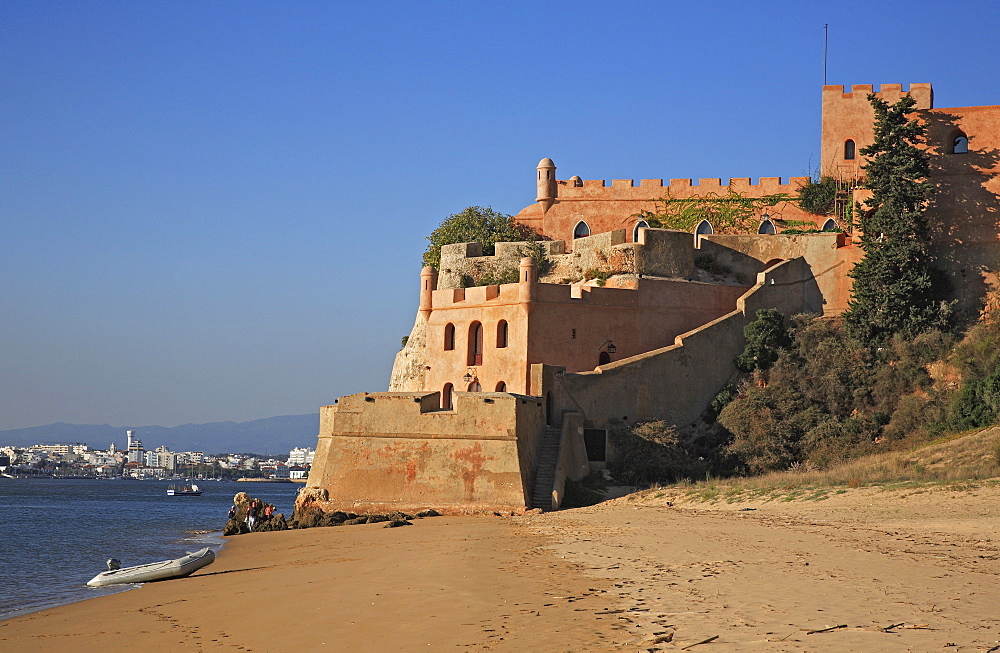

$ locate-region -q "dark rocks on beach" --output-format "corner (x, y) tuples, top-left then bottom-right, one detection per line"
(286, 505), (432, 530)
(255, 513), (288, 532)
(384, 519), (412, 528)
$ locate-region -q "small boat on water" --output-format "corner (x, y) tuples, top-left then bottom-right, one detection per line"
(86, 547), (216, 587)
(167, 483), (202, 496)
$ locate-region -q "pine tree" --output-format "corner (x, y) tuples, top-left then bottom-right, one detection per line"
(844, 94), (945, 345)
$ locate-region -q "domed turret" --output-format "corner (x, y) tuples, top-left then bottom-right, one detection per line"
(536, 158), (557, 211)
(419, 266), (438, 316)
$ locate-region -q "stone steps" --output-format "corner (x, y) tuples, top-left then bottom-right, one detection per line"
(531, 426), (562, 511)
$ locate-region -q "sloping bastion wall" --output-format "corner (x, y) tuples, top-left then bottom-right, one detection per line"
(302, 391), (547, 514)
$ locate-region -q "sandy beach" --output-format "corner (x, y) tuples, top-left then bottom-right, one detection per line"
(4, 484), (1000, 652)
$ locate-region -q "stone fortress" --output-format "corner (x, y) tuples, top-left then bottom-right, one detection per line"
(299, 83), (1000, 515)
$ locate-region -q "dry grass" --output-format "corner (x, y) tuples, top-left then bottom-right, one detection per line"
(634, 426), (1000, 503)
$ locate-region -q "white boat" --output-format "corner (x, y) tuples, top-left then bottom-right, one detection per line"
(86, 547), (216, 587)
(166, 483), (201, 496)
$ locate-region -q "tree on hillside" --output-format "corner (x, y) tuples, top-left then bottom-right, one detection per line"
(843, 93), (948, 345)
(736, 308), (792, 372)
(422, 206), (536, 269)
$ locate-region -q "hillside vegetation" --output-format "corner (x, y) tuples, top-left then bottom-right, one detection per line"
(609, 303), (1000, 490)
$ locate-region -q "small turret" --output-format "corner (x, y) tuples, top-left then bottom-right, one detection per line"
(518, 257), (536, 310)
(419, 266), (437, 316)
(536, 157), (556, 212)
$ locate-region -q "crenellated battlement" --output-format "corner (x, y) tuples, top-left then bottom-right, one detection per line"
(822, 83), (933, 108)
(558, 176), (810, 195)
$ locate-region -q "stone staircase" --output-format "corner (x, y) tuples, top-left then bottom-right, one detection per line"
(531, 426), (562, 511)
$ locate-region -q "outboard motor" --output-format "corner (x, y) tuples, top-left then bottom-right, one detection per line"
(106, 558), (121, 571)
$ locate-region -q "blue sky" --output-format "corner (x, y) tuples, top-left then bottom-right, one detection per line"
(3, 1), (998, 430)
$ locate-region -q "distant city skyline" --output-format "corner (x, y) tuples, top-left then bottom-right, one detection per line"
(3, 1), (999, 430)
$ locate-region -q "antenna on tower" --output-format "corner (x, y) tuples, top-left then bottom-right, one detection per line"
(823, 24), (829, 85)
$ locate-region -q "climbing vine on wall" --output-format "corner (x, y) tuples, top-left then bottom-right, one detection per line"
(632, 190), (793, 234)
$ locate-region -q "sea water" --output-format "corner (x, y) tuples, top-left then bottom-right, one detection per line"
(0, 478), (301, 620)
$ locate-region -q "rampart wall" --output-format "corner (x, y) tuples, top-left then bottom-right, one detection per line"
(304, 391), (545, 514)
(543, 257), (820, 430)
(700, 232), (859, 314)
(514, 173), (822, 245)
(437, 228), (696, 291)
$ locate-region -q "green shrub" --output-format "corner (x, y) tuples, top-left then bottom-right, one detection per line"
(797, 177), (838, 215)
(736, 309), (791, 373)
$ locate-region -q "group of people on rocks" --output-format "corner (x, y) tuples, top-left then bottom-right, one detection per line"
(227, 497), (275, 531)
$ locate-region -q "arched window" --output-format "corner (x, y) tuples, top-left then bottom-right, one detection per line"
(495, 381), (506, 392)
(757, 219), (776, 235)
(441, 383), (453, 410)
(443, 323), (455, 351)
(467, 321), (483, 366)
(496, 320), (508, 348)
(952, 133), (969, 154)
(468, 381), (481, 392)
(573, 221), (590, 239)
(695, 220), (714, 236)
(598, 351), (611, 366)
(633, 220), (649, 242)
(822, 218), (839, 231)
(844, 139), (856, 160)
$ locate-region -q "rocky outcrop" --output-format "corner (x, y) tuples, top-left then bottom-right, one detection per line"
(388, 314), (427, 391)
(222, 491), (288, 536)
(287, 502), (436, 530)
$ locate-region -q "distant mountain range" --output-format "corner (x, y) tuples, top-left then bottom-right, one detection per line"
(0, 414), (319, 456)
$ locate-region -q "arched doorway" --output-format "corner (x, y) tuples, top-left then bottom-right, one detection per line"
(468, 381), (481, 392)
(757, 219), (776, 235)
(573, 221), (591, 239)
(495, 381), (506, 392)
(821, 218), (838, 231)
(633, 220), (649, 242)
(441, 383), (453, 410)
(598, 351), (611, 366)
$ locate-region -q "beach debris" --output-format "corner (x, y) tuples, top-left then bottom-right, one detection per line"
(680, 634), (719, 650)
(881, 622), (906, 632)
(638, 631), (674, 646)
(806, 624), (847, 635)
(415, 508), (441, 518)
